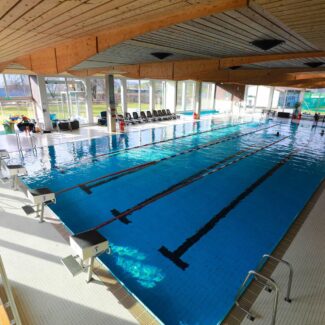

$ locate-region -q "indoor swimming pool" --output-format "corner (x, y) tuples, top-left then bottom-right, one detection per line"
(17, 117), (325, 325)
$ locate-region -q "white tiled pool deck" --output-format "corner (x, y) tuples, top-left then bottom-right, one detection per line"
(0, 181), (139, 325)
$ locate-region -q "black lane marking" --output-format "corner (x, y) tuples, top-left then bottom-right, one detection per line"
(75, 124), (279, 195)
(54, 121), (253, 171)
(158, 150), (297, 270)
(69, 124), (277, 195)
(78, 134), (287, 235)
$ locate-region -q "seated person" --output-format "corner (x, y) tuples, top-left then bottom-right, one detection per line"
(17, 115), (35, 132)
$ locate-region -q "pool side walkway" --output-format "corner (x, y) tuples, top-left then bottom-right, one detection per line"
(0, 180), (145, 325)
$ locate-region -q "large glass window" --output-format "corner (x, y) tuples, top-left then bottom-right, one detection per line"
(5, 74), (31, 97)
(127, 79), (140, 113)
(91, 78), (106, 119)
(66, 78), (87, 122)
(272, 89), (280, 109)
(45, 77), (70, 121)
(245, 85), (257, 108)
(255, 86), (271, 108)
(140, 80), (150, 112)
(185, 81), (196, 111)
(285, 90), (300, 108)
(176, 81), (185, 111)
(0, 99), (34, 124)
(154, 80), (165, 110)
(302, 90), (325, 114)
(201, 82), (215, 110)
(0, 75), (6, 97)
(0, 74), (33, 125)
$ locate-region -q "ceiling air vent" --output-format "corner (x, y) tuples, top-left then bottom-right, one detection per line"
(304, 61), (324, 68)
(229, 65), (241, 70)
(251, 39), (285, 50)
(151, 52), (173, 60)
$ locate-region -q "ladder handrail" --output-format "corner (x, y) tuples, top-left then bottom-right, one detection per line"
(14, 128), (24, 159)
(235, 270), (279, 325)
(259, 254), (294, 302)
(0, 256), (22, 325)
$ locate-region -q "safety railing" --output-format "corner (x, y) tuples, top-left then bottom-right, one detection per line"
(14, 126), (37, 159)
(0, 256), (22, 325)
(257, 254), (293, 303)
(234, 254), (294, 325)
(235, 270), (279, 325)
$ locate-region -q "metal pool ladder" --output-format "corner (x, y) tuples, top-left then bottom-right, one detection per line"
(15, 128), (37, 159)
(235, 271), (279, 325)
(235, 254), (294, 325)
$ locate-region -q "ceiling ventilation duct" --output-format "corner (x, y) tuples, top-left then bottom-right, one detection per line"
(251, 39), (284, 50)
(304, 61), (324, 68)
(151, 52), (173, 60)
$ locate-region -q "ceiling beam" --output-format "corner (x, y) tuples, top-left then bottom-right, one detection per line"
(219, 51), (325, 69)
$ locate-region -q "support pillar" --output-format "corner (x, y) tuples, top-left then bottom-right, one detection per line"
(84, 77), (94, 124)
(120, 78), (127, 116)
(194, 81), (202, 119)
(29, 76), (52, 131)
(104, 74), (116, 133)
(166, 81), (177, 113)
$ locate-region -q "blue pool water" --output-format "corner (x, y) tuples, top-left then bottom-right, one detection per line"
(18, 117), (325, 325)
(181, 110), (219, 116)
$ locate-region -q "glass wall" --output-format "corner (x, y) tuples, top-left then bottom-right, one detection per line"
(245, 85), (257, 108)
(0, 74), (34, 124)
(140, 80), (150, 112)
(255, 86), (271, 108)
(154, 80), (165, 110)
(176, 81), (185, 111)
(201, 82), (215, 110)
(302, 90), (325, 114)
(184, 81), (196, 111)
(126, 79), (140, 113)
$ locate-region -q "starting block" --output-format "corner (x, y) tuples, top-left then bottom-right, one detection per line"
(3, 164), (27, 190)
(22, 187), (56, 222)
(62, 230), (110, 283)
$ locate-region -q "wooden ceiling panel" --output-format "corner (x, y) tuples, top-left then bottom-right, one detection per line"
(71, 5), (317, 71)
(255, 0), (325, 50)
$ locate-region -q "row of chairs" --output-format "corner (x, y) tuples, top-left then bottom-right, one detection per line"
(117, 109), (180, 125)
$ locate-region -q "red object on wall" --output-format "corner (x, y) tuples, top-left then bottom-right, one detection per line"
(119, 120), (125, 132)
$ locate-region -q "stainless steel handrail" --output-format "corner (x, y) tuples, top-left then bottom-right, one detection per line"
(14, 128), (24, 159)
(235, 270), (279, 325)
(259, 254), (294, 303)
(0, 255), (22, 325)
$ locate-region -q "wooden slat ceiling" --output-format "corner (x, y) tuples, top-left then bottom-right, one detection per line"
(72, 40), (200, 70)
(255, 0), (325, 50)
(71, 5), (319, 70)
(0, 0), (201, 62)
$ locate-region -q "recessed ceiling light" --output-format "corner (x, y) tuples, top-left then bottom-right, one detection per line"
(304, 62), (324, 68)
(229, 65), (241, 70)
(151, 52), (173, 60)
(251, 39), (285, 50)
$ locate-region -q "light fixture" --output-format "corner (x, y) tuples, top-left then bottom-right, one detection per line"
(229, 65), (241, 70)
(251, 39), (285, 50)
(151, 52), (173, 60)
(304, 62), (324, 68)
